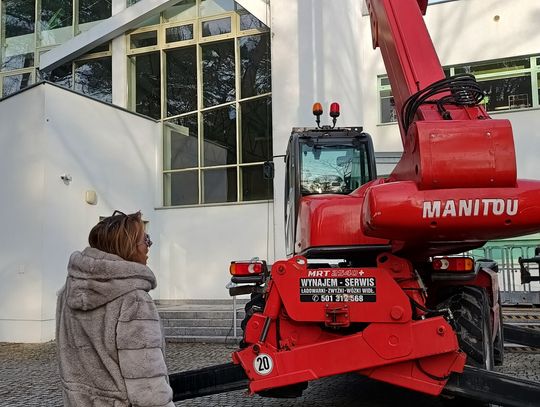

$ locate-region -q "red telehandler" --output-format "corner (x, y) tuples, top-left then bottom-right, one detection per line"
(169, 0), (540, 405)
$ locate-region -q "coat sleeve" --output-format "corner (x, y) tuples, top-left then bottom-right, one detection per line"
(116, 290), (174, 407)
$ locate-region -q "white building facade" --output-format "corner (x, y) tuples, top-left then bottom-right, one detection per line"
(0, 0), (539, 342)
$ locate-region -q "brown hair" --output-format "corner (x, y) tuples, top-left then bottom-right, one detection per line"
(88, 211), (145, 262)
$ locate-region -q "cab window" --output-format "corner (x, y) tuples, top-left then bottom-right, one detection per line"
(299, 143), (371, 195)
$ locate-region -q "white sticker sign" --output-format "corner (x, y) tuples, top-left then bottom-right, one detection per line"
(253, 353), (273, 376)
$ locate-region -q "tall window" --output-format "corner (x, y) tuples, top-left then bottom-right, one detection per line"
(378, 55), (540, 124)
(0, 0), (112, 98)
(127, 2), (273, 206)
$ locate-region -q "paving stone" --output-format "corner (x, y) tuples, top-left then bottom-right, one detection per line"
(0, 341), (539, 406)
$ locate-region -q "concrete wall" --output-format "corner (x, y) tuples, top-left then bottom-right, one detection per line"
(154, 203), (274, 299)
(0, 86), (47, 342)
(0, 83), (160, 342)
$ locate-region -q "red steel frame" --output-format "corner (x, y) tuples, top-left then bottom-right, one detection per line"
(233, 255), (466, 395)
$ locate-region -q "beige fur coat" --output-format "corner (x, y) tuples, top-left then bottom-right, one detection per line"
(56, 247), (174, 407)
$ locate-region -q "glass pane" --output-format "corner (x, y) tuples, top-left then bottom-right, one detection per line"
(48, 63), (72, 88)
(381, 96), (397, 123)
(203, 167), (236, 203)
(1, 0), (35, 72)
(165, 171), (199, 206)
(455, 58), (531, 76)
(242, 165), (272, 201)
(163, 0), (197, 22)
(166, 24), (194, 43)
(164, 115), (198, 170)
(40, 0), (73, 46)
(1, 52), (34, 72)
(478, 75), (532, 111)
(538, 73), (540, 105)
(2, 72), (32, 97)
(87, 42), (110, 54)
(240, 12), (265, 31)
(300, 142), (371, 195)
(131, 52), (161, 119)
(380, 89), (392, 98)
(203, 105), (236, 166)
(79, 0), (112, 24)
(3, 0), (35, 37)
(380, 76), (390, 87)
(240, 33), (271, 98)
(74, 57), (112, 103)
(241, 97), (272, 163)
(130, 31), (158, 48)
(167, 46), (197, 116)
(202, 40), (235, 107)
(200, 0), (234, 17)
(202, 17), (231, 37)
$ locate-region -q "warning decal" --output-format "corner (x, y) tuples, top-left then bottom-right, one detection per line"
(299, 277), (376, 302)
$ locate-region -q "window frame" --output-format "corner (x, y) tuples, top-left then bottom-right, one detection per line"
(378, 54), (540, 125)
(162, 19), (197, 49)
(125, 5), (271, 207)
(0, 0), (112, 96)
(0, 68), (35, 97)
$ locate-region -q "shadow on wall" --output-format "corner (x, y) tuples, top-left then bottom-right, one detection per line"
(296, 0), (364, 127)
(429, 0), (539, 65)
(428, 0), (481, 64)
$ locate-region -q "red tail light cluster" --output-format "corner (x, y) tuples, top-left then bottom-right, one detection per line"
(230, 261), (265, 276)
(432, 257), (474, 272)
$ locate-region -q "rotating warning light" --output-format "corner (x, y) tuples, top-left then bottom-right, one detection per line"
(330, 102), (340, 118)
(230, 260), (265, 276)
(432, 257), (474, 272)
(312, 102), (323, 116)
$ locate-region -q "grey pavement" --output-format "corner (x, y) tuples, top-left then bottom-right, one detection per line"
(1, 341), (539, 406)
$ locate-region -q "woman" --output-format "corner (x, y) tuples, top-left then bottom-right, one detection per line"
(56, 211), (174, 407)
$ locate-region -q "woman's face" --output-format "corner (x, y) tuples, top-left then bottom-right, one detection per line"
(133, 226), (150, 265)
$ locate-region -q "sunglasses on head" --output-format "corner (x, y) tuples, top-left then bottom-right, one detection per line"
(109, 210), (152, 247)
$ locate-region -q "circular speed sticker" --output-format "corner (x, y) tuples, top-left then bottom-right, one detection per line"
(253, 353), (274, 375)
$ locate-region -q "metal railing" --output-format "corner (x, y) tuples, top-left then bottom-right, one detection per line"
(472, 245), (540, 305)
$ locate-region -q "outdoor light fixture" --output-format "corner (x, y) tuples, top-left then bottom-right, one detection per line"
(85, 190), (98, 205)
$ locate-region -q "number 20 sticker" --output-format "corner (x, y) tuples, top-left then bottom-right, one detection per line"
(253, 353), (274, 375)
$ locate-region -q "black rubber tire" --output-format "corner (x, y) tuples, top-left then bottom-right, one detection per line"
(476, 260), (503, 367)
(493, 297), (504, 366)
(438, 286), (494, 370)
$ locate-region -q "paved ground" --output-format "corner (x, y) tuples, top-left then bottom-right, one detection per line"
(0, 341), (538, 406)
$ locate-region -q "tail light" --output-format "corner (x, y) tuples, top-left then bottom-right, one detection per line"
(230, 260), (266, 276)
(432, 257), (474, 272)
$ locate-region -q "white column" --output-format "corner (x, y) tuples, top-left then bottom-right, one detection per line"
(112, 0), (128, 107)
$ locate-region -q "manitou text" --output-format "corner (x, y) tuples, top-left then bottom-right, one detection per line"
(422, 199), (519, 219)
